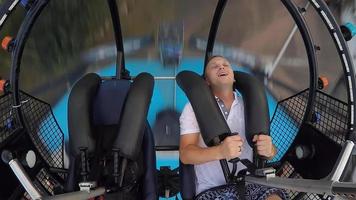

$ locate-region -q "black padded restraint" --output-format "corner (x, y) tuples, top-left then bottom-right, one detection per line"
(68, 73), (101, 155)
(234, 71), (270, 168)
(177, 71), (233, 184)
(233, 71), (270, 146)
(176, 70), (231, 146)
(112, 72), (154, 160)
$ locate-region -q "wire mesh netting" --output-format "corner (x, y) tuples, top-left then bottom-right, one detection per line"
(312, 91), (348, 145)
(0, 92), (64, 169)
(0, 93), (22, 144)
(270, 89), (309, 161)
(271, 89), (348, 161)
(277, 161), (332, 200)
(271, 89), (349, 200)
(19, 92), (65, 169)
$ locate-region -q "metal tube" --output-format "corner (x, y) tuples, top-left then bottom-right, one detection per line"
(10, 0), (49, 134)
(9, 159), (42, 200)
(107, 0), (125, 78)
(204, 0), (228, 70)
(329, 140), (354, 181)
(281, 0), (318, 124)
(0, 0), (20, 30)
(309, 0), (356, 140)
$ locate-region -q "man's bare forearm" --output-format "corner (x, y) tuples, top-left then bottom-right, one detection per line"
(180, 144), (223, 165)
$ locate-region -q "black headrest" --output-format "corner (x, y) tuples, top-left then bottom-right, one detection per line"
(112, 72), (154, 160)
(68, 73), (101, 155)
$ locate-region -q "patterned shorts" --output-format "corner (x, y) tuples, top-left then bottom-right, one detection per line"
(195, 183), (290, 200)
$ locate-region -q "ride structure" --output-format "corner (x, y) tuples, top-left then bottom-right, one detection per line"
(0, 0), (356, 199)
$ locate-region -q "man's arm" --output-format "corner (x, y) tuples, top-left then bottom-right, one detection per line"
(179, 133), (244, 165)
(179, 103), (244, 165)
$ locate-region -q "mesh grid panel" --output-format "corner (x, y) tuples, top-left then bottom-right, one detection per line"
(0, 93), (22, 144)
(19, 92), (64, 168)
(277, 162), (329, 200)
(0, 92), (64, 168)
(312, 91), (348, 144)
(270, 89), (348, 161)
(270, 89), (309, 161)
(271, 89), (348, 200)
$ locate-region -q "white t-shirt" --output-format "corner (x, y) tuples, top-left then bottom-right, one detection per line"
(179, 92), (253, 194)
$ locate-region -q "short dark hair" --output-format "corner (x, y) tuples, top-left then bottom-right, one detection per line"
(206, 55), (225, 65)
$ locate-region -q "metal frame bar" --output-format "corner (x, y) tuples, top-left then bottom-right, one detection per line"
(107, 0), (126, 79)
(8, 158), (43, 199)
(281, 0), (318, 125)
(328, 140), (354, 181)
(10, 0), (49, 139)
(0, 0), (21, 31)
(203, 0), (227, 71)
(309, 0), (356, 141)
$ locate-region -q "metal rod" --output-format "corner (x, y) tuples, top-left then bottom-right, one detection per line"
(9, 159), (43, 199)
(107, 0), (125, 78)
(329, 140), (354, 181)
(174, 66), (177, 108)
(10, 0), (49, 144)
(0, 0), (20, 31)
(204, 0), (228, 71)
(281, 0), (317, 124)
(309, 0), (356, 140)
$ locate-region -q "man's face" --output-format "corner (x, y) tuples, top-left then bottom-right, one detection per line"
(205, 57), (234, 88)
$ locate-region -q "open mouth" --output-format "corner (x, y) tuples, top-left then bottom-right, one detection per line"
(218, 72), (228, 77)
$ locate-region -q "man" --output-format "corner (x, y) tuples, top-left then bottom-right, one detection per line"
(179, 56), (288, 200)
